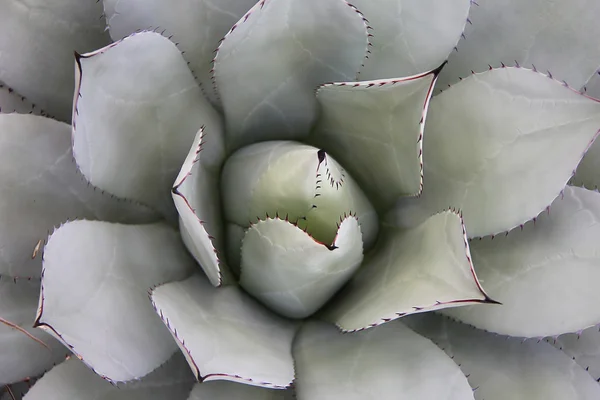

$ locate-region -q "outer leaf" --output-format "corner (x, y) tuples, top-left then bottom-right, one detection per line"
(35, 221), (196, 382)
(573, 73), (600, 189)
(0, 0), (110, 120)
(187, 382), (294, 400)
(240, 216), (363, 319)
(73, 31), (222, 219)
(352, 0), (470, 80)
(407, 314), (600, 400)
(213, 0), (369, 150)
(23, 353), (195, 400)
(0, 83), (43, 115)
(1, 380), (33, 400)
(293, 320), (474, 400)
(312, 67), (440, 210)
(320, 211), (492, 332)
(1, 280), (65, 385)
(150, 274), (298, 389)
(0, 114), (156, 279)
(173, 127), (229, 287)
(421, 67), (600, 237)
(443, 186), (600, 338)
(437, 0), (600, 91)
(221, 141), (378, 269)
(103, 0), (256, 104)
(548, 326), (600, 382)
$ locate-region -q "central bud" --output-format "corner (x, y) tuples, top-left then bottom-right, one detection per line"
(220, 141), (379, 318)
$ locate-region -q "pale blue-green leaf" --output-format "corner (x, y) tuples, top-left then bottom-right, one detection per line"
(320, 211), (490, 332)
(213, 0), (369, 150)
(293, 320), (474, 400)
(352, 0), (470, 80)
(547, 325), (600, 382)
(421, 67), (600, 237)
(150, 274), (298, 389)
(312, 68), (438, 210)
(221, 141), (378, 270)
(103, 0), (256, 105)
(0, 114), (156, 279)
(73, 31), (222, 219)
(1, 279), (65, 385)
(173, 126), (230, 287)
(0, 0), (110, 120)
(406, 313), (600, 400)
(443, 186), (600, 338)
(437, 0), (600, 91)
(572, 73), (600, 189)
(23, 353), (195, 400)
(36, 221), (196, 382)
(187, 381), (294, 400)
(240, 216), (363, 319)
(0, 83), (43, 115)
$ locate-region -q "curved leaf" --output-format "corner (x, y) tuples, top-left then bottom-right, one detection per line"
(36, 221), (196, 382)
(443, 186), (600, 338)
(320, 211), (492, 332)
(1, 279), (65, 385)
(0, 0), (110, 120)
(173, 126), (229, 287)
(103, 0), (256, 104)
(352, 0), (470, 80)
(23, 353), (195, 400)
(150, 274), (298, 389)
(0, 114), (156, 279)
(437, 0), (600, 91)
(548, 326), (600, 382)
(573, 70), (600, 189)
(240, 216), (363, 319)
(0, 83), (43, 115)
(221, 141), (379, 268)
(421, 67), (600, 237)
(312, 67), (440, 210)
(213, 0), (370, 150)
(293, 320), (474, 400)
(407, 314), (600, 400)
(73, 31), (222, 219)
(187, 381), (294, 400)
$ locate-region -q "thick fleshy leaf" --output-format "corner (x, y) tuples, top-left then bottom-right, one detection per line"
(573, 72), (600, 189)
(0, 83), (43, 115)
(0, 114), (156, 279)
(320, 211), (492, 332)
(221, 141), (379, 269)
(35, 221), (196, 382)
(1, 279), (65, 385)
(312, 67), (440, 210)
(352, 0), (470, 80)
(24, 353), (195, 400)
(103, 0), (256, 104)
(240, 216), (363, 319)
(150, 274), (298, 389)
(548, 326), (600, 382)
(443, 186), (600, 338)
(187, 382), (294, 400)
(0, 0), (110, 120)
(293, 320), (474, 400)
(407, 314), (600, 400)
(437, 0), (600, 91)
(421, 67), (600, 238)
(582, 70), (600, 100)
(73, 31), (222, 219)
(213, 0), (369, 150)
(173, 127), (229, 287)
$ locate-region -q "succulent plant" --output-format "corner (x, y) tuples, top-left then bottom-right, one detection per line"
(2, 0), (600, 399)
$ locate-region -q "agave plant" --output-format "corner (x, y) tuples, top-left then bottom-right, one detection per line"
(2, 0), (600, 399)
